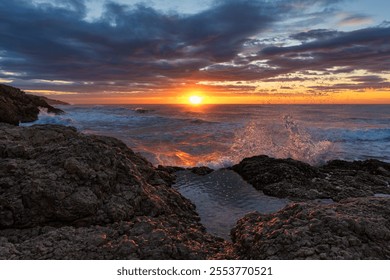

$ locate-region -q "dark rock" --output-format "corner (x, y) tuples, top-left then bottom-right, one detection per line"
(157, 165), (185, 174)
(0, 84), (64, 125)
(38, 96), (69, 106)
(0, 123), (230, 259)
(232, 155), (390, 201)
(231, 197), (390, 259)
(187, 166), (214, 176)
(134, 108), (151, 114)
(157, 165), (213, 176)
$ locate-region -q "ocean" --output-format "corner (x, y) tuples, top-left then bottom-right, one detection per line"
(25, 104), (390, 167)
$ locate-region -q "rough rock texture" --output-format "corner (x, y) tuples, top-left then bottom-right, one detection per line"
(232, 155), (390, 201)
(231, 197), (390, 259)
(0, 123), (230, 259)
(0, 84), (63, 125)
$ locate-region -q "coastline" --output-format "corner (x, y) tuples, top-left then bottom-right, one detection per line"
(1, 85), (390, 259)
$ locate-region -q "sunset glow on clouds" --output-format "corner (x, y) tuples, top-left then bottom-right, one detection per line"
(0, 0), (389, 103)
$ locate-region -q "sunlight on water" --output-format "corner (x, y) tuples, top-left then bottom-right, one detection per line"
(22, 104), (390, 167)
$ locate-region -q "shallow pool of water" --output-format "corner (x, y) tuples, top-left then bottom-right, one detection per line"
(173, 169), (290, 239)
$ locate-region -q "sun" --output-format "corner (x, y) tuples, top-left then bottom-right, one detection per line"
(188, 95), (203, 105)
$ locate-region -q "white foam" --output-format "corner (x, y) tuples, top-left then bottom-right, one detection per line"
(200, 115), (333, 168)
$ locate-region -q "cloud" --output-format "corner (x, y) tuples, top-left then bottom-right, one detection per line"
(338, 14), (374, 27)
(1, 0), (388, 98)
(0, 0), (276, 85)
(290, 29), (342, 42)
(259, 25), (390, 75)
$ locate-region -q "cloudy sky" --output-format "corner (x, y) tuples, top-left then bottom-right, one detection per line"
(0, 0), (389, 103)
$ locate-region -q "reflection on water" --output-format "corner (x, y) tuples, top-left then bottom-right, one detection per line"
(173, 169), (289, 239)
(23, 104), (390, 167)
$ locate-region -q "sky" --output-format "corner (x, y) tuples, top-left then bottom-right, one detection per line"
(0, 0), (389, 104)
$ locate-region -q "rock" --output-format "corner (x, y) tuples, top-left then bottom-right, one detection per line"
(187, 166), (214, 176)
(0, 84), (64, 125)
(157, 165), (214, 177)
(232, 155), (390, 201)
(0, 123), (230, 259)
(133, 108), (152, 114)
(231, 197), (390, 259)
(39, 96), (69, 106)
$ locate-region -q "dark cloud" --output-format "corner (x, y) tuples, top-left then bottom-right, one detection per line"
(0, 0), (388, 97)
(290, 29), (342, 42)
(258, 26), (390, 77)
(350, 75), (386, 83)
(0, 0), (275, 85)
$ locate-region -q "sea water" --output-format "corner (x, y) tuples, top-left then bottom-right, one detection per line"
(27, 104), (390, 167)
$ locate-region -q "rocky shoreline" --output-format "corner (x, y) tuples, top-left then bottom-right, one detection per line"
(1, 84), (389, 259)
(0, 84), (64, 125)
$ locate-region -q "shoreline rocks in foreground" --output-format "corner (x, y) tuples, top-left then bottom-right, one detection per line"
(0, 84), (64, 125)
(232, 197), (390, 259)
(232, 155), (390, 201)
(0, 123), (231, 259)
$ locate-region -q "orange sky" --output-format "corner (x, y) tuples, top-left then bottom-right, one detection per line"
(27, 86), (390, 105)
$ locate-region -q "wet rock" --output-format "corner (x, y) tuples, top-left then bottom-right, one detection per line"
(232, 155), (390, 201)
(231, 197), (390, 259)
(187, 166), (214, 176)
(0, 123), (229, 259)
(0, 84), (64, 125)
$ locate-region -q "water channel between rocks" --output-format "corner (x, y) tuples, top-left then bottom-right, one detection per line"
(173, 169), (290, 239)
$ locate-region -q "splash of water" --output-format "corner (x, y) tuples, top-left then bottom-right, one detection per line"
(202, 114), (333, 168)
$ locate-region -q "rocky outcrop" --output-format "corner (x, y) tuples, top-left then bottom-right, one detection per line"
(39, 96), (69, 106)
(231, 197), (390, 259)
(0, 84), (64, 125)
(157, 165), (214, 176)
(0, 123), (230, 259)
(232, 155), (390, 201)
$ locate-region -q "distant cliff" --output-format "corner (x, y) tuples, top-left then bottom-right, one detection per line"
(0, 84), (64, 125)
(38, 95), (70, 106)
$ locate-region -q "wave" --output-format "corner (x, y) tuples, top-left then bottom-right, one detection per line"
(198, 115), (333, 168)
(312, 127), (390, 142)
(20, 108), (74, 126)
(21, 106), (389, 168)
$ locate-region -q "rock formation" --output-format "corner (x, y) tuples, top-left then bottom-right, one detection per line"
(0, 84), (64, 125)
(231, 197), (390, 259)
(232, 155), (390, 201)
(39, 96), (70, 106)
(0, 123), (230, 259)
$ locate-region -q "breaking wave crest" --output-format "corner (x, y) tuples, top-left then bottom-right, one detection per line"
(201, 115), (333, 168)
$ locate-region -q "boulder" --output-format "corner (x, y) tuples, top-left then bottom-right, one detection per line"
(232, 155), (390, 201)
(231, 197), (390, 259)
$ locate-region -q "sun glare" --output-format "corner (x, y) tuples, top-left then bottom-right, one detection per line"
(188, 95), (203, 105)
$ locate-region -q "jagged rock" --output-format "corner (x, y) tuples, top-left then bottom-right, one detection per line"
(0, 84), (64, 125)
(0, 123), (229, 259)
(0, 216), (231, 260)
(232, 155), (390, 201)
(231, 197), (390, 259)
